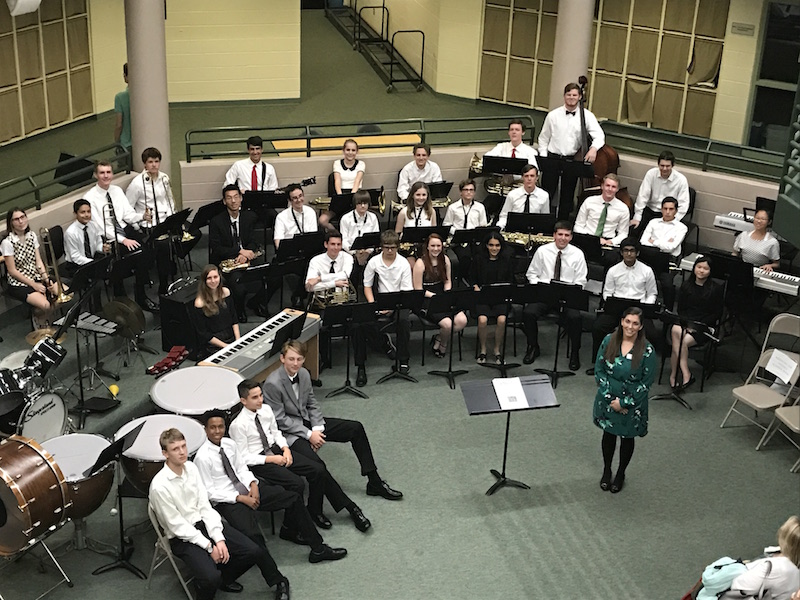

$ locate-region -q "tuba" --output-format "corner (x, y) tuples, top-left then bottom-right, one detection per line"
(39, 227), (73, 305)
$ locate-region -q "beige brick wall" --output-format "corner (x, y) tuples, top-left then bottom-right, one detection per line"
(711, 0), (765, 144)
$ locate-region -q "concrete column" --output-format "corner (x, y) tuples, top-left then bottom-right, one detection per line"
(124, 0), (171, 174)
(549, 0), (594, 109)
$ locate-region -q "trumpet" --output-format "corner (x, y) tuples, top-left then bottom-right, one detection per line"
(39, 227), (73, 305)
(220, 248), (264, 273)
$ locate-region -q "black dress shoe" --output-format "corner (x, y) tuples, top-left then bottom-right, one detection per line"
(600, 470), (612, 492)
(310, 512), (332, 529)
(139, 297), (160, 313)
(382, 334), (397, 359)
(308, 544), (347, 564)
(255, 304), (270, 318)
(274, 579), (290, 600)
(585, 367), (595, 376)
(238, 309), (248, 323)
(349, 505), (371, 532)
(679, 375), (696, 392)
(279, 527), (308, 546)
(219, 581), (243, 593)
(356, 366), (367, 387)
(523, 345), (540, 365)
(398, 363), (410, 375)
(610, 473), (625, 494)
(366, 479), (403, 500)
(569, 354), (581, 371)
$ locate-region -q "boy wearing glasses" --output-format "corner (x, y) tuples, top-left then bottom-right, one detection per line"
(352, 230), (413, 387)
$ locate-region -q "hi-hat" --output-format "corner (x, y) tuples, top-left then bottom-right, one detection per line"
(26, 329), (66, 345)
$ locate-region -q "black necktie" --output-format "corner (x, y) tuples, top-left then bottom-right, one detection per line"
(524, 194), (530, 214)
(289, 375), (298, 385)
(566, 110), (576, 116)
(106, 192), (125, 236)
(553, 250), (562, 282)
(329, 260), (336, 274)
(231, 221), (240, 250)
(83, 226), (92, 258)
(254, 415), (270, 453)
(219, 447), (249, 495)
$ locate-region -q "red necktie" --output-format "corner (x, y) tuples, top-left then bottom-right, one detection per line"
(511, 148), (516, 159)
(251, 165), (258, 191)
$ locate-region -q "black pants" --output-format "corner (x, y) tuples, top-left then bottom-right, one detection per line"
(290, 438), (355, 515)
(352, 309), (410, 366)
(169, 521), (283, 600)
(632, 207), (660, 238)
(110, 240), (151, 300)
(318, 417), (377, 476)
(225, 270), (265, 316)
(541, 155), (579, 220)
(658, 269), (677, 312)
(523, 302), (582, 355)
(591, 313), (656, 361)
(214, 480), (323, 550)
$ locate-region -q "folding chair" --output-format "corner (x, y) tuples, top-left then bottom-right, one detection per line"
(760, 313), (800, 362)
(147, 505), (195, 600)
(720, 348), (800, 449)
(760, 399), (800, 472)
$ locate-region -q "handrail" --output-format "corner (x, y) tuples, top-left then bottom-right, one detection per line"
(389, 29), (424, 89)
(184, 115), (537, 162)
(356, 4), (388, 47)
(0, 145), (132, 214)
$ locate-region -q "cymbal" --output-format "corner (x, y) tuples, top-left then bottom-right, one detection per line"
(26, 329), (67, 345)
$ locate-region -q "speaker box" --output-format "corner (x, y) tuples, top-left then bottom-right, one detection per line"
(159, 277), (199, 352)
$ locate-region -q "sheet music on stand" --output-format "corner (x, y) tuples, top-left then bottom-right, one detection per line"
(492, 377), (528, 411)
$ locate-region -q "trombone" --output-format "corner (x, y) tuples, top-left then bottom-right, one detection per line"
(39, 227), (73, 305)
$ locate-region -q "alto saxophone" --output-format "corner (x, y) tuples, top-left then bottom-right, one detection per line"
(220, 248), (264, 273)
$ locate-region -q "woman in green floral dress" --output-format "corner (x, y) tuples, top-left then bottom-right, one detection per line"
(593, 306), (656, 493)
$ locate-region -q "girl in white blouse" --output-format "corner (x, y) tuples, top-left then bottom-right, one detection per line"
(395, 182), (436, 268)
(733, 209), (780, 271)
(332, 139), (365, 194)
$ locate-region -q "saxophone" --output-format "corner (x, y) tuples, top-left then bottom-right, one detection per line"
(220, 248), (264, 273)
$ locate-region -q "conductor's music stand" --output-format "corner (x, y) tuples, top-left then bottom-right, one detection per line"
(461, 374), (558, 495)
(425, 289), (475, 389)
(528, 282), (589, 388)
(651, 311), (718, 410)
(322, 303), (374, 399)
(374, 290), (424, 384)
(477, 283), (521, 377)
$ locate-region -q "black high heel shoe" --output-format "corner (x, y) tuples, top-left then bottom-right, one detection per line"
(600, 470), (612, 491)
(610, 473), (625, 494)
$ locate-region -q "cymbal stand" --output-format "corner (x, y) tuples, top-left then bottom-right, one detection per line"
(0, 538), (74, 599)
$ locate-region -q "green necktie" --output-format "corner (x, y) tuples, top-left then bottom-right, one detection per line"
(595, 203), (609, 237)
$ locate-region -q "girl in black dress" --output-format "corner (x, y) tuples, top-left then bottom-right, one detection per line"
(470, 231), (514, 364)
(191, 264), (240, 360)
(669, 255), (723, 390)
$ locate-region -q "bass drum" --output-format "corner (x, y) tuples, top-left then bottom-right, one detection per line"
(0, 435), (68, 556)
(42, 434), (114, 521)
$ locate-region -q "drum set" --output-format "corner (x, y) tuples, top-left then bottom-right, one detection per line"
(0, 338), (69, 443)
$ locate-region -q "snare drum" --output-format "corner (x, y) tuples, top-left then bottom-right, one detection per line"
(150, 366), (242, 415)
(24, 337), (66, 379)
(0, 368), (24, 416)
(1, 392), (68, 442)
(0, 435), (68, 556)
(115, 414), (205, 495)
(42, 434), (114, 521)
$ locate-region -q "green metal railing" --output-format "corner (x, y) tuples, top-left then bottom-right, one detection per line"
(183, 115), (538, 162)
(0, 144), (131, 216)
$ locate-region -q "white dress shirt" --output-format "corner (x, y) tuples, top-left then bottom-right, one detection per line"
(64, 220), (103, 266)
(194, 438), (258, 506)
(363, 254), (413, 293)
(273, 205), (319, 241)
(225, 159), (278, 192)
(731, 556), (800, 600)
(332, 159), (365, 191)
(496, 186), (550, 230)
(485, 141), (539, 169)
(305, 251), (354, 291)
(84, 183), (141, 243)
(574, 196), (630, 246)
(442, 200), (488, 235)
(149, 461), (225, 548)
(538, 106), (605, 157)
(603, 260), (658, 303)
(733, 230), (781, 266)
(228, 405), (289, 468)
(640, 218), (688, 257)
(633, 167), (690, 221)
(125, 170), (176, 222)
(339, 209), (380, 251)
(526, 242), (587, 286)
(396, 160), (443, 200)
(400, 206), (434, 228)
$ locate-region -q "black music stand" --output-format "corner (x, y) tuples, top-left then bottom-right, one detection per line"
(481, 155), (528, 175)
(450, 226), (501, 248)
(536, 155), (594, 180)
(570, 232), (604, 264)
(602, 296), (661, 321)
(374, 290), (425, 384)
(329, 193), (355, 217)
(707, 250), (760, 349)
(244, 190), (289, 250)
(92, 422), (147, 580)
(528, 282), (590, 389)
(425, 289), (475, 389)
(637, 246), (673, 276)
(461, 374), (558, 495)
(427, 181), (454, 200)
(651, 311), (719, 410)
(350, 232), (381, 251)
(400, 226), (451, 246)
(476, 283), (521, 377)
(323, 303), (373, 399)
(147, 208), (192, 284)
(81, 255), (120, 383)
(189, 200), (226, 232)
(275, 231), (325, 263)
